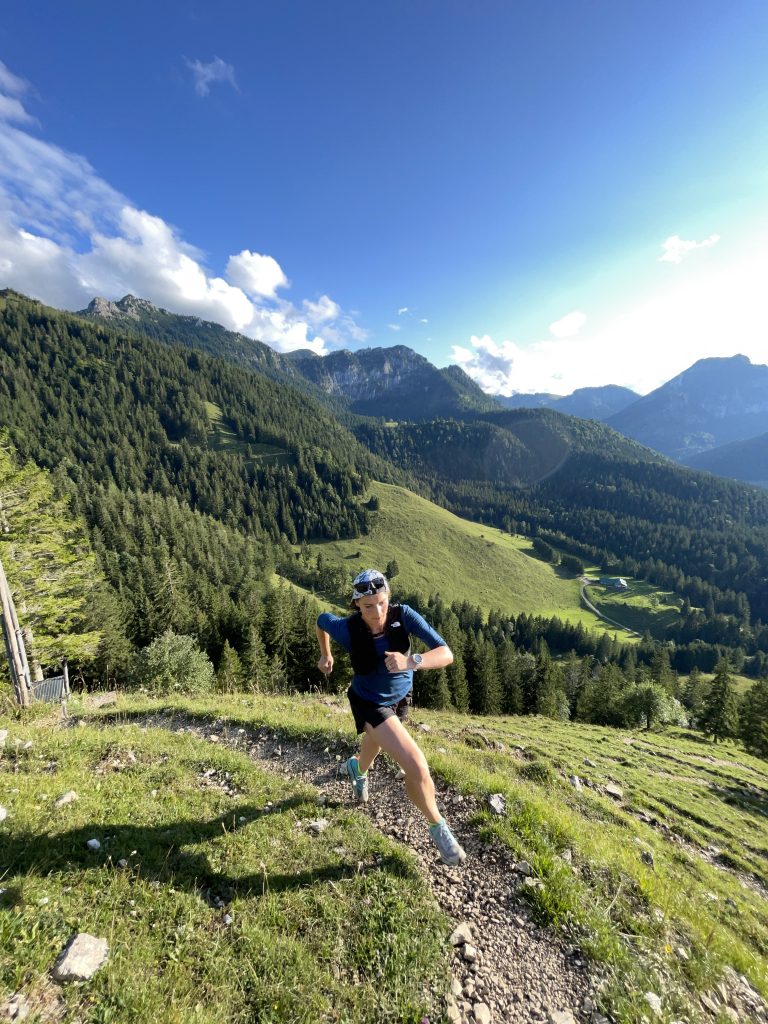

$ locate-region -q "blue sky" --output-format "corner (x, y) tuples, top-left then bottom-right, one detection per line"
(1, 1), (767, 395)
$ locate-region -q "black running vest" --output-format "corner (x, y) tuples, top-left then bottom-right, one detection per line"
(347, 604), (411, 674)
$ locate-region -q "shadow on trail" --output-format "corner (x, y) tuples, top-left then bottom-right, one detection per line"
(0, 798), (411, 911)
(88, 706), (343, 748)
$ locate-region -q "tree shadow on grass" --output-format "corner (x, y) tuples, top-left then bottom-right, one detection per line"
(0, 797), (412, 910)
(709, 783), (768, 824)
(89, 707), (344, 749)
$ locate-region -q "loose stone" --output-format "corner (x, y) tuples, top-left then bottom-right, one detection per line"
(644, 992), (663, 1015)
(52, 933), (109, 982)
(473, 1003), (492, 1024)
(450, 923), (474, 946)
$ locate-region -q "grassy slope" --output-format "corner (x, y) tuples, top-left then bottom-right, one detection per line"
(204, 401), (293, 463)
(311, 481), (676, 637)
(3, 692), (766, 1024)
(0, 702), (445, 1024)
(586, 579), (681, 637)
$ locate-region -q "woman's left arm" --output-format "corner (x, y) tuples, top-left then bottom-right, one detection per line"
(383, 643), (453, 673)
(384, 605), (454, 672)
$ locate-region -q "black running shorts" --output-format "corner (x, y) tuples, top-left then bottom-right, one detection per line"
(347, 686), (413, 734)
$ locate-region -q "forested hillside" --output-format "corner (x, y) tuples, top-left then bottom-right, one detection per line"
(0, 290), (394, 684)
(80, 295), (500, 421)
(3, 289), (768, 752)
(355, 413), (768, 675)
(0, 290), (391, 542)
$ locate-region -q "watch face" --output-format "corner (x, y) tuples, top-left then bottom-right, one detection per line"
(413, 653), (423, 665)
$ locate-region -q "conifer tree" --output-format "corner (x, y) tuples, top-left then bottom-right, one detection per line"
(650, 646), (678, 697)
(700, 660), (739, 743)
(217, 640), (244, 693)
(681, 667), (708, 727)
(497, 639), (523, 715)
(469, 637), (502, 715)
(0, 433), (103, 668)
(438, 615), (469, 712)
(242, 623), (270, 693)
(739, 678), (768, 758)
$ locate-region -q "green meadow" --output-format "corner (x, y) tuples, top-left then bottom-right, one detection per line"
(588, 579), (681, 638)
(309, 481), (678, 640)
(2, 692), (766, 1024)
(204, 401), (293, 463)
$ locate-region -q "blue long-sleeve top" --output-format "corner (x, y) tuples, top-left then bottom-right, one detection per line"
(316, 603), (447, 705)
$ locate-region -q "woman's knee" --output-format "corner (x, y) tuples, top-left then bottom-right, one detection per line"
(402, 748), (431, 784)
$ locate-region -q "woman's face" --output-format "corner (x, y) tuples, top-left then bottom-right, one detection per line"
(357, 592), (389, 626)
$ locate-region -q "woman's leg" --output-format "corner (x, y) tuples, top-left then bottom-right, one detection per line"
(358, 727), (382, 774)
(366, 715), (441, 822)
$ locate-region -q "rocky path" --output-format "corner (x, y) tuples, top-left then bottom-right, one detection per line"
(138, 711), (602, 1024)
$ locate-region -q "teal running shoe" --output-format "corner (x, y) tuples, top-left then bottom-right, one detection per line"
(429, 818), (466, 865)
(346, 756), (369, 803)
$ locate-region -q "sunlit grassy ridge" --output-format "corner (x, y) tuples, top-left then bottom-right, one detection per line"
(310, 481), (678, 639)
(0, 703), (446, 1024)
(588, 579), (681, 637)
(5, 692), (765, 1022)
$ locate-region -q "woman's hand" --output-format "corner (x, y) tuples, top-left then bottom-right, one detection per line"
(384, 650), (409, 673)
(317, 654), (334, 675)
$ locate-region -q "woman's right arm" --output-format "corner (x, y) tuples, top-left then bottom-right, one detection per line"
(316, 624), (334, 675)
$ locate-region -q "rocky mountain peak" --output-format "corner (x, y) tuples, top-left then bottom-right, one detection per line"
(80, 294), (160, 322)
(82, 296), (122, 319)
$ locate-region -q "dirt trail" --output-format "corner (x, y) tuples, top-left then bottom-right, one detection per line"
(129, 709), (600, 1024)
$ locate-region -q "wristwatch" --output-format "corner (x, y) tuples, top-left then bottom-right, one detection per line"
(411, 653), (423, 669)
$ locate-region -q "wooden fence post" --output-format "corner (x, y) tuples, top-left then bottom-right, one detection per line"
(0, 555), (31, 707)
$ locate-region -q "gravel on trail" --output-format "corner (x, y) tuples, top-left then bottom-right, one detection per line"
(135, 710), (601, 1024)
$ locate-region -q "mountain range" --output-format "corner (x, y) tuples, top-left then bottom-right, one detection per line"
(4, 287), (768, 677)
(497, 384), (639, 420)
(78, 295), (498, 421)
(79, 294), (768, 489)
(606, 354), (768, 463)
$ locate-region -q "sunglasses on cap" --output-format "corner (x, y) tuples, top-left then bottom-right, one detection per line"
(353, 577), (387, 596)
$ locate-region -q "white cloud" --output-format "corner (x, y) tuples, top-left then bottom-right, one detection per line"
(226, 249), (288, 298)
(80, 207), (256, 331)
(549, 310), (586, 338)
(0, 61), (29, 98)
(420, 317), (429, 324)
(302, 294), (340, 325)
(387, 323), (401, 331)
(0, 94), (35, 125)
(0, 64), (365, 357)
(452, 241), (768, 396)
(451, 335), (540, 395)
(186, 57), (238, 97)
(397, 306), (408, 315)
(658, 233), (720, 264)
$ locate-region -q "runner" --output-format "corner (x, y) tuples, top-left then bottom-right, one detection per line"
(315, 568), (466, 865)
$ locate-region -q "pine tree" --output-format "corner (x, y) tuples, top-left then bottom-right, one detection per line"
(700, 660), (739, 743)
(681, 667), (708, 727)
(650, 646), (678, 697)
(739, 678), (768, 758)
(497, 639), (523, 715)
(414, 662), (452, 710)
(0, 433), (104, 668)
(385, 558), (400, 581)
(217, 640), (244, 693)
(438, 615), (469, 712)
(470, 638), (502, 715)
(242, 623), (270, 693)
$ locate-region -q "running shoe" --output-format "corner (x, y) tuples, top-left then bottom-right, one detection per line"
(429, 818), (466, 865)
(346, 756), (369, 803)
